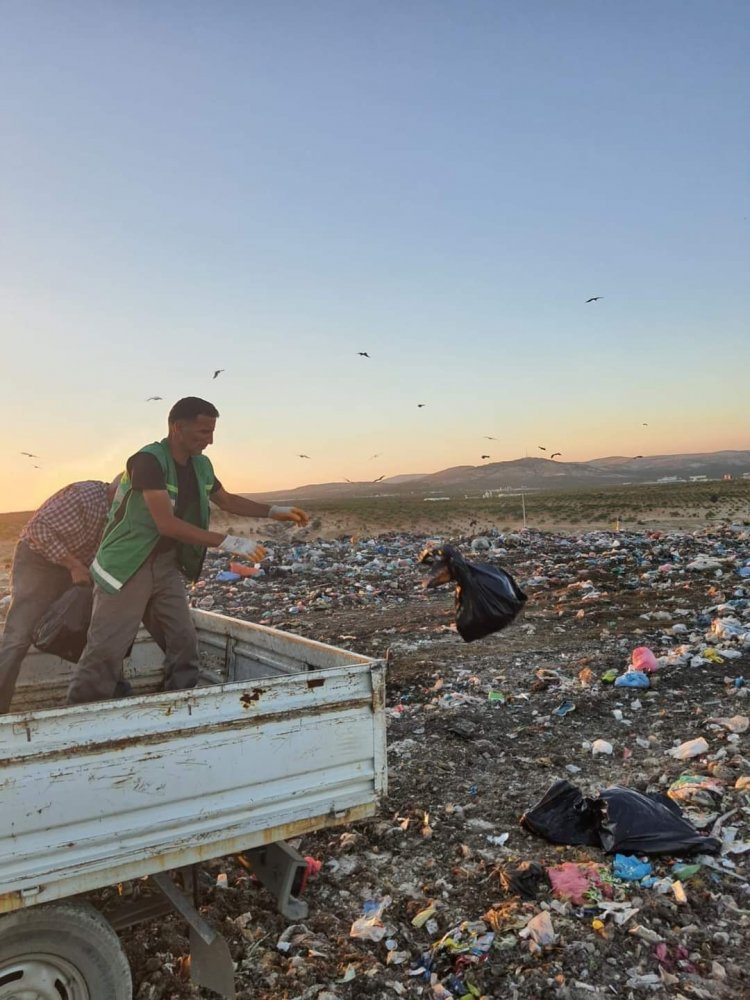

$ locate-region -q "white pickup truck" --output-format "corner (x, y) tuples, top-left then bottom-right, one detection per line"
(0, 609), (387, 999)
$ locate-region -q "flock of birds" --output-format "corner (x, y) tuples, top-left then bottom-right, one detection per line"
(21, 298), (653, 483)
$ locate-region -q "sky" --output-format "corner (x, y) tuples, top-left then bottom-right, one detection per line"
(1, 1), (748, 512)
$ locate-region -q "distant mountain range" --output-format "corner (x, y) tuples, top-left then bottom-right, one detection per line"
(252, 450), (750, 502)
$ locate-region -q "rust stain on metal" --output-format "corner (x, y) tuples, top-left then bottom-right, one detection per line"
(0, 890), (23, 914)
(240, 688), (263, 709)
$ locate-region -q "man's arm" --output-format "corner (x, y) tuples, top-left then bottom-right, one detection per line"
(211, 488), (309, 526)
(142, 491), (227, 547)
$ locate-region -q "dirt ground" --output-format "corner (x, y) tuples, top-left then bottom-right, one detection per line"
(1, 501), (749, 1000)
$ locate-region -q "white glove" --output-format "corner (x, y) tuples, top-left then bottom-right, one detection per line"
(269, 505), (310, 526)
(219, 535), (266, 561)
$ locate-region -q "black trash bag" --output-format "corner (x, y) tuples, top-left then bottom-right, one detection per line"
(520, 779), (601, 846)
(497, 861), (550, 900)
(419, 544), (527, 643)
(521, 780), (721, 856)
(32, 585), (93, 663)
(596, 786), (721, 855)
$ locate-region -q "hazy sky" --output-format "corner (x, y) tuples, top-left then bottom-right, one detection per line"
(1, 1), (748, 512)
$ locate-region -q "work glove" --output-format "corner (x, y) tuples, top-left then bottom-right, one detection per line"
(219, 535), (266, 562)
(269, 505), (310, 527)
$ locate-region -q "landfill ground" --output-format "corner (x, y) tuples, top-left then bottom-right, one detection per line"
(1, 487), (750, 1000)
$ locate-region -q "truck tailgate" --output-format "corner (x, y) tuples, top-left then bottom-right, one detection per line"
(0, 644), (386, 913)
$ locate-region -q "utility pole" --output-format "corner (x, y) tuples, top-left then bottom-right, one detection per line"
(521, 492), (527, 530)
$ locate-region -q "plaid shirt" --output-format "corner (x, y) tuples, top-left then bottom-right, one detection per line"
(21, 480), (111, 567)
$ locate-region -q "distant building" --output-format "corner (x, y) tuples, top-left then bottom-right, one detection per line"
(723, 473), (733, 480)
(689, 475), (708, 482)
(423, 497), (450, 502)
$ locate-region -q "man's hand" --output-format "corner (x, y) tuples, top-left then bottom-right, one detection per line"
(219, 535), (266, 562)
(69, 562), (92, 586)
(269, 505), (310, 527)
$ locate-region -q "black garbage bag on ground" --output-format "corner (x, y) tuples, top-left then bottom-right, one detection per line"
(521, 779), (720, 856)
(419, 544), (527, 642)
(32, 585), (93, 663)
(497, 861), (550, 900)
(596, 786), (721, 855)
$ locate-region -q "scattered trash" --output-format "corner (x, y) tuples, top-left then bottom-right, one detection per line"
(614, 670), (650, 689)
(547, 861), (609, 905)
(631, 646), (659, 672)
(668, 737), (710, 759)
(496, 861), (549, 899)
(519, 910), (556, 950)
(552, 700), (576, 716)
(668, 774), (724, 808)
(592, 739), (614, 755)
(350, 896), (392, 941)
(612, 855), (653, 882)
(411, 903), (437, 928)
(707, 714), (749, 733)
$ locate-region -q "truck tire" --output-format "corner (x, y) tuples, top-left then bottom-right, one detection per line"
(0, 901), (132, 999)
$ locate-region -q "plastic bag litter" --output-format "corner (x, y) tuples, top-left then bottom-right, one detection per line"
(612, 855), (653, 882)
(547, 861), (608, 905)
(614, 670), (650, 689)
(521, 779), (721, 855)
(350, 896), (392, 941)
(496, 861), (549, 899)
(419, 544), (527, 642)
(631, 646), (659, 673)
(32, 585), (93, 663)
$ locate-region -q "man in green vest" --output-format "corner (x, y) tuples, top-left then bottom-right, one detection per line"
(67, 396), (309, 704)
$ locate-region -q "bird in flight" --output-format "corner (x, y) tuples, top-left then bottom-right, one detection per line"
(484, 436), (497, 441)
(357, 352), (370, 358)
(481, 454), (491, 460)
(538, 445), (547, 451)
(20, 451), (38, 458)
(642, 422), (648, 427)
(344, 478), (353, 483)
(212, 369), (225, 380)
(550, 452), (562, 459)
(632, 455), (644, 459)
(370, 452), (382, 460)
(146, 396), (163, 402)
(585, 296), (603, 303)
(417, 403), (426, 408)
(298, 454), (311, 459)
(373, 474), (386, 483)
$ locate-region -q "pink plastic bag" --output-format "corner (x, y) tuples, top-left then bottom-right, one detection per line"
(631, 646), (659, 673)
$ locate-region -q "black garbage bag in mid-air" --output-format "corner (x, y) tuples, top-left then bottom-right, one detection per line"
(419, 544), (527, 642)
(32, 585), (93, 663)
(521, 779), (721, 856)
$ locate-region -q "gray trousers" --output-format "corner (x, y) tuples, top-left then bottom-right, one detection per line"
(0, 541), (72, 713)
(67, 550), (200, 705)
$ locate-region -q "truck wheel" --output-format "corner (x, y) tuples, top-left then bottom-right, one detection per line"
(0, 901), (132, 999)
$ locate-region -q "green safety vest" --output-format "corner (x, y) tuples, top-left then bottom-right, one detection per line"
(91, 439), (215, 594)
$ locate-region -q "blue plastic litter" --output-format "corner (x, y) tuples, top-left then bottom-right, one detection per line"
(737, 566), (750, 578)
(614, 670), (650, 689)
(613, 854), (653, 881)
(216, 570), (242, 582)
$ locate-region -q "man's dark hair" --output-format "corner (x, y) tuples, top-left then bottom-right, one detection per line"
(168, 397), (220, 423)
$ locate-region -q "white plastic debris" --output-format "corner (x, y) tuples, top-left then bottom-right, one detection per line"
(668, 737), (709, 759)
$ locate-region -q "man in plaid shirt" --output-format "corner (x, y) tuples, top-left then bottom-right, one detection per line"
(0, 479), (118, 713)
